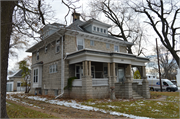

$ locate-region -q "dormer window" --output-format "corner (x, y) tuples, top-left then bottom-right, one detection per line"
(101, 28), (103, 33)
(36, 50), (39, 60)
(97, 27), (99, 32)
(56, 39), (60, 53)
(93, 26), (96, 31)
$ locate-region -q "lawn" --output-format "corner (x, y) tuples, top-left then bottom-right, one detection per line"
(82, 99), (179, 118)
(6, 101), (56, 118)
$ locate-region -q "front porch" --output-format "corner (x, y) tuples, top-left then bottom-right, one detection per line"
(66, 49), (150, 99)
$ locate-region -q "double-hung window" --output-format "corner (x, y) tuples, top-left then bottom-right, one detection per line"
(90, 40), (94, 46)
(114, 45), (119, 52)
(106, 43), (110, 49)
(33, 68), (38, 83)
(49, 64), (57, 73)
(75, 65), (83, 79)
(77, 39), (84, 50)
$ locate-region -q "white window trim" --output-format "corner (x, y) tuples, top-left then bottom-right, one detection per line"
(90, 40), (94, 46)
(49, 63), (58, 73)
(33, 68), (39, 83)
(114, 45), (119, 52)
(76, 37), (85, 51)
(106, 43), (110, 49)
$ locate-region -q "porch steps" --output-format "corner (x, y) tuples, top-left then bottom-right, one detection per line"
(132, 90), (143, 99)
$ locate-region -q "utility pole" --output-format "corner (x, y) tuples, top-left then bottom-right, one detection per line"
(156, 38), (162, 92)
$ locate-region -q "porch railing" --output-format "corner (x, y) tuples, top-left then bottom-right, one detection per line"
(92, 78), (108, 86)
(72, 78), (109, 86)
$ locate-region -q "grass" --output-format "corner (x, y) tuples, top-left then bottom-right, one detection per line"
(82, 99), (179, 118)
(150, 91), (179, 97)
(6, 101), (57, 118)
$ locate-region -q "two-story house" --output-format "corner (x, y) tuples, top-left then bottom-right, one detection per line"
(26, 12), (150, 99)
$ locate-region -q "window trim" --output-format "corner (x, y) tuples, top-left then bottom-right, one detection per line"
(90, 40), (94, 46)
(33, 68), (38, 83)
(106, 43), (110, 49)
(77, 38), (84, 51)
(49, 63), (58, 73)
(114, 45), (119, 52)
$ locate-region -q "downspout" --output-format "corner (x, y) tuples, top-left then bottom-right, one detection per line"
(55, 32), (64, 99)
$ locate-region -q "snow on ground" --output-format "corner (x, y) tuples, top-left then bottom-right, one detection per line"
(24, 95), (151, 119)
(6, 93), (42, 109)
(7, 92), (24, 94)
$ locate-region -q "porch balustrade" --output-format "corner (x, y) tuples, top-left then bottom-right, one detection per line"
(72, 78), (108, 86)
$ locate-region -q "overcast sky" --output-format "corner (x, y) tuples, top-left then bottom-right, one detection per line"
(8, 0), (180, 71)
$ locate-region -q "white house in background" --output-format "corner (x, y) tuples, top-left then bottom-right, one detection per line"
(7, 69), (31, 92)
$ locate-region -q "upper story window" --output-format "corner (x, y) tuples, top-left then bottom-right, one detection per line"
(104, 29), (106, 34)
(114, 45), (119, 52)
(77, 38), (84, 50)
(90, 40), (94, 46)
(106, 43), (110, 49)
(93, 26), (96, 31)
(97, 27), (99, 32)
(56, 39), (60, 53)
(33, 68), (38, 83)
(36, 50), (39, 60)
(45, 45), (48, 53)
(49, 64), (57, 73)
(101, 28), (103, 33)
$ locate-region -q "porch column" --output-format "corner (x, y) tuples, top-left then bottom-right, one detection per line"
(89, 61), (91, 76)
(110, 62), (116, 99)
(125, 64), (132, 99)
(142, 66), (150, 99)
(82, 61), (93, 99)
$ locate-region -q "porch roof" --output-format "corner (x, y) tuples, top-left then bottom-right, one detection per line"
(66, 48), (149, 66)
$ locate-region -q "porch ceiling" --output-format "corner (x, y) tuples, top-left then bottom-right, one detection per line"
(66, 49), (149, 66)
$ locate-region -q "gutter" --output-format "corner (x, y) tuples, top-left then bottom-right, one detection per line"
(54, 32), (64, 99)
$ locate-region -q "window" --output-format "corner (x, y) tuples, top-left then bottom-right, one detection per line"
(44, 89), (48, 95)
(75, 65), (83, 79)
(54, 89), (58, 96)
(56, 39), (60, 53)
(45, 45), (48, 53)
(49, 64), (57, 73)
(106, 43), (110, 49)
(91, 66), (95, 78)
(101, 28), (103, 33)
(114, 45), (119, 52)
(93, 26), (96, 31)
(90, 40), (94, 46)
(33, 68), (38, 83)
(104, 29), (106, 33)
(36, 50), (39, 60)
(77, 39), (84, 50)
(17, 82), (21, 87)
(97, 27), (99, 32)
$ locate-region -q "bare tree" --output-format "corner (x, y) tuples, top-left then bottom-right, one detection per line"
(82, 0), (147, 56)
(130, 0), (180, 66)
(148, 45), (178, 80)
(1, 0), (80, 117)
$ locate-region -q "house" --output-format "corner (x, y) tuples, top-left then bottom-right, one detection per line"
(7, 69), (31, 92)
(26, 12), (150, 99)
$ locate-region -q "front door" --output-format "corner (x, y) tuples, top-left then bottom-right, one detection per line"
(118, 68), (124, 83)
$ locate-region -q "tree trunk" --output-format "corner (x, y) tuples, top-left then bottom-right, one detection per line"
(1, 1), (16, 118)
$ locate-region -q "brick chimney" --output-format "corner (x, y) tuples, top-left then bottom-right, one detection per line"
(72, 12), (80, 22)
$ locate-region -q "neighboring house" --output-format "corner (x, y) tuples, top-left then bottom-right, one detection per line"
(26, 12), (150, 99)
(7, 69), (31, 92)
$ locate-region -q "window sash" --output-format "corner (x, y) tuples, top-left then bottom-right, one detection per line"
(114, 45), (119, 52)
(90, 40), (94, 46)
(33, 69), (38, 83)
(106, 43), (110, 49)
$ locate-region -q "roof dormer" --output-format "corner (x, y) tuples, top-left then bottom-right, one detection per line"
(80, 18), (112, 36)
